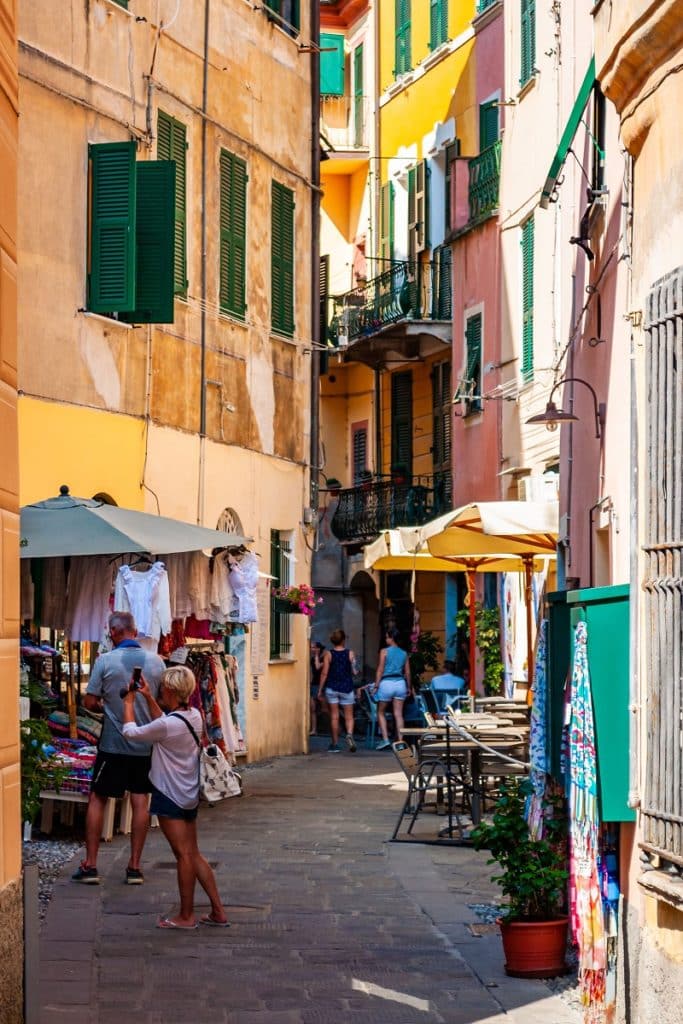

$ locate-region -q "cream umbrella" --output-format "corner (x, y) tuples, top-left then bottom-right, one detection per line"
(404, 502), (559, 697)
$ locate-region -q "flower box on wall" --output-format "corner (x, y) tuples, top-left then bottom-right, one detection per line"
(272, 597), (302, 615)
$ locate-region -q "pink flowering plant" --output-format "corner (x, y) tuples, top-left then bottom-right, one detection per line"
(273, 583), (322, 616)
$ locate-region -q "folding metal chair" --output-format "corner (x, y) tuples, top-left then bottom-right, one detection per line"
(390, 741), (467, 841)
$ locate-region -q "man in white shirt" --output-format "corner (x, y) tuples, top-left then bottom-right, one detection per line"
(430, 660), (466, 711)
(71, 612), (164, 886)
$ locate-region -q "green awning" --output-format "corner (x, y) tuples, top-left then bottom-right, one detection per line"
(540, 57), (596, 208)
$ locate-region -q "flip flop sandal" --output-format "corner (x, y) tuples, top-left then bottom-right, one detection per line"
(156, 917), (198, 930)
(199, 915), (230, 928)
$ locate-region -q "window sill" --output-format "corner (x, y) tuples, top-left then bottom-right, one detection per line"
(639, 869), (683, 911)
(473, 1), (503, 33)
(270, 329), (297, 346)
(268, 658), (297, 666)
(517, 72), (539, 102)
(219, 309), (248, 328)
(420, 43), (451, 74)
(102, 0), (134, 17)
(78, 310), (134, 330)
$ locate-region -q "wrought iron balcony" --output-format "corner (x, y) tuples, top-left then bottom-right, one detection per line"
(330, 473), (452, 544)
(321, 94), (370, 151)
(468, 140), (502, 222)
(327, 257), (451, 365)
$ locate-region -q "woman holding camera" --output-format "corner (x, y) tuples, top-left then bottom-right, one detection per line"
(122, 665), (228, 930)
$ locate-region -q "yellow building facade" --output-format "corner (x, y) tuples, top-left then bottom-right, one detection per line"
(0, 0), (22, 1016)
(17, 0), (316, 762)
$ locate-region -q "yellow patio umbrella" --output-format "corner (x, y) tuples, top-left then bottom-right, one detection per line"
(405, 502), (559, 697)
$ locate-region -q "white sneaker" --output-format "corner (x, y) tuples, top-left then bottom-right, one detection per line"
(376, 739), (392, 751)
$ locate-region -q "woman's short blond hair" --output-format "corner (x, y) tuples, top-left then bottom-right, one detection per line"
(161, 665), (195, 703)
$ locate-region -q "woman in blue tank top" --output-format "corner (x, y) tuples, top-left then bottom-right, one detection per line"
(372, 627), (412, 749)
(318, 629), (358, 753)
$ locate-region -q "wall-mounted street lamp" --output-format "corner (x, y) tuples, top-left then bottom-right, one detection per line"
(526, 376), (606, 438)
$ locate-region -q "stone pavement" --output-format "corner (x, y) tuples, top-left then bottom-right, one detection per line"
(38, 742), (580, 1024)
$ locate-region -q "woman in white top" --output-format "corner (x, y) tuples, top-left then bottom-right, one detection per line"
(122, 665), (228, 930)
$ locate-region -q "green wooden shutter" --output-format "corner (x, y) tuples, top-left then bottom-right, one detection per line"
(271, 181), (295, 336)
(521, 217), (534, 382)
(431, 361), (451, 470)
(380, 181), (394, 267)
(408, 160), (428, 260)
(120, 161), (176, 324)
(219, 150), (247, 318)
(465, 313), (482, 412)
(391, 371), (413, 475)
(430, 0), (448, 50)
(88, 141), (137, 314)
(520, 0), (536, 86)
(479, 101), (499, 150)
(394, 0), (411, 77)
(352, 425), (368, 484)
(353, 44), (364, 147)
(321, 33), (345, 96)
(157, 111), (187, 297)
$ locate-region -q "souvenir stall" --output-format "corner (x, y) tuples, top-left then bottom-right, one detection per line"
(19, 489), (259, 833)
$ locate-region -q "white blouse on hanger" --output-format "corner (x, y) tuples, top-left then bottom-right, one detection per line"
(227, 551), (259, 623)
(114, 562), (172, 641)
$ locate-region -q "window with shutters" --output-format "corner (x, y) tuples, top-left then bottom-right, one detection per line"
(479, 100), (499, 151)
(520, 0), (536, 86)
(157, 110), (187, 298)
(379, 181), (394, 268)
(351, 422), (369, 484)
(521, 216), (534, 383)
(353, 44), (364, 148)
(591, 88), (606, 195)
(271, 181), (295, 337)
(219, 149), (247, 318)
(444, 141), (459, 234)
(408, 160), (428, 262)
(463, 313), (483, 415)
(87, 142), (176, 323)
(395, 0), (412, 78)
(432, 361), (451, 471)
(270, 530), (292, 660)
(321, 33), (344, 96)
(391, 371), (413, 476)
(264, 0), (300, 37)
(429, 0), (448, 50)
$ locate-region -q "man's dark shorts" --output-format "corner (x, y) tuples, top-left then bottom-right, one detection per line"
(91, 751), (152, 798)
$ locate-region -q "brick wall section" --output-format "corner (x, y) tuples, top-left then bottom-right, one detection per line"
(0, 0), (22, 1019)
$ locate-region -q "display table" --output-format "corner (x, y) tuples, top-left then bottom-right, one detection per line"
(39, 790), (116, 840)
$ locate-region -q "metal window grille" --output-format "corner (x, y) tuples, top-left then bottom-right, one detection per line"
(642, 266), (683, 863)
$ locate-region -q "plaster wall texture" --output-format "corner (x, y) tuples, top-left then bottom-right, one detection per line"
(0, 0), (21, 1015)
(16, 0), (315, 763)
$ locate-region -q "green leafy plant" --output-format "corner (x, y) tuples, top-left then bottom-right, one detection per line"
(409, 630), (443, 687)
(454, 603), (504, 695)
(470, 779), (568, 922)
(20, 718), (68, 824)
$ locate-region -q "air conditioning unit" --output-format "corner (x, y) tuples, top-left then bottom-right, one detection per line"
(543, 471), (560, 501)
(518, 474), (555, 502)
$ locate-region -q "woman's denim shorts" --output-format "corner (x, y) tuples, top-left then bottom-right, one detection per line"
(325, 688), (355, 706)
(150, 784), (198, 822)
(376, 677), (408, 702)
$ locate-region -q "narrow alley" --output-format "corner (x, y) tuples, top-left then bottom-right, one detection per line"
(38, 747), (579, 1024)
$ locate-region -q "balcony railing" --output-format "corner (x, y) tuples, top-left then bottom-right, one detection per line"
(468, 140), (502, 222)
(330, 474), (452, 544)
(328, 258), (451, 348)
(321, 94), (370, 151)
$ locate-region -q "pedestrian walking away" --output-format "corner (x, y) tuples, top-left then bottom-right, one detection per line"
(122, 664), (229, 930)
(309, 640), (326, 735)
(373, 627), (413, 749)
(319, 629), (358, 753)
(71, 611), (165, 886)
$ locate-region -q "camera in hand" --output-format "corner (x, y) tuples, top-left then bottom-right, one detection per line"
(119, 667), (143, 700)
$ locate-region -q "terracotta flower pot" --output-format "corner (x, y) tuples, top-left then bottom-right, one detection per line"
(498, 916), (570, 978)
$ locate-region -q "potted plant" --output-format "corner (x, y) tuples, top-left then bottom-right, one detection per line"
(272, 583), (322, 617)
(391, 463), (409, 486)
(470, 778), (569, 978)
(359, 469), (373, 491)
(325, 477), (342, 497)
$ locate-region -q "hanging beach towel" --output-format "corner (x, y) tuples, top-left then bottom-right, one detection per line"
(568, 619), (606, 1022)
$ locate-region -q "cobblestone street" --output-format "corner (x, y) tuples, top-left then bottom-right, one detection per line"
(37, 744), (579, 1024)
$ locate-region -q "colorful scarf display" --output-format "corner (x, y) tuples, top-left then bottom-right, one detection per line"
(525, 618), (548, 838)
(568, 620), (606, 1021)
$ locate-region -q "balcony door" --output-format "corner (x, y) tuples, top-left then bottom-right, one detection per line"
(391, 371), (413, 476)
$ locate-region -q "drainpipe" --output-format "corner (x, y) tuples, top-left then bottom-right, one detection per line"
(197, 0), (210, 524)
(309, 0), (321, 510)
